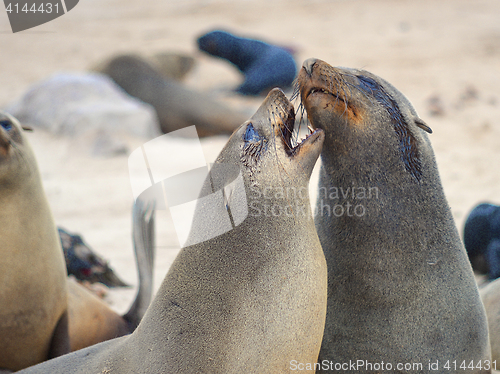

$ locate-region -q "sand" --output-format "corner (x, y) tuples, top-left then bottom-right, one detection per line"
(1, 0), (499, 314)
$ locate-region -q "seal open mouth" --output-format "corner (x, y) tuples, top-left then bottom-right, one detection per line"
(307, 87), (330, 99)
(276, 92), (323, 157)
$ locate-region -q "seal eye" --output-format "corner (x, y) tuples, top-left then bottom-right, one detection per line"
(0, 120), (12, 131)
(244, 123), (260, 143)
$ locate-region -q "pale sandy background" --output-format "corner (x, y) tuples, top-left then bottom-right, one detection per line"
(1, 0), (499, 313)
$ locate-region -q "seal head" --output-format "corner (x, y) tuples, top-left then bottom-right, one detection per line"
(298, 58), (432, 182)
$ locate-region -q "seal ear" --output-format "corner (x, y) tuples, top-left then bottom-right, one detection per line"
(415, 118), (432, 134)
(22, 126), (34, 132)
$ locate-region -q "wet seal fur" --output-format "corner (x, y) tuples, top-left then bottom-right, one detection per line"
(0, 111), (154, 370)
(0, 111), (70, 371)
(297, 59), (491, 373)
(197, 30), (297, 96)
(19, 88), (327, 373)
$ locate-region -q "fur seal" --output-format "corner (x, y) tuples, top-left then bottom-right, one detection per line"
(297, 59), (491, 373)
(0, 111), (154, 370)
(0, 111), (70, 371)
(96, 54), (249, 137)
(464, 202), (500, 279)
(19, 88), (327, 373)
(197, 30), (297, 96)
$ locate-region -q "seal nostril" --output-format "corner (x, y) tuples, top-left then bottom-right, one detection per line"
(302, 58), (318, 76)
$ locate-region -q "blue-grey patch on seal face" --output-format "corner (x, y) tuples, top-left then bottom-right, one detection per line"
(244, 123), (261, 143)
(0, 120), (13, 131)
(241, 123), (267, 174)
(356, 75), (422, 182)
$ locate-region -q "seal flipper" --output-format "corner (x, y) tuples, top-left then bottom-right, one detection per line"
(123, 198), (156, 330)
(47, 310), (71, 359)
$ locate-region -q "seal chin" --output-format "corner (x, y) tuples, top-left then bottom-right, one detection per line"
(286, 127), (324, 159)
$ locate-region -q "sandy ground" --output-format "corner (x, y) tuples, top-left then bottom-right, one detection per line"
(1, 0), (500, 315)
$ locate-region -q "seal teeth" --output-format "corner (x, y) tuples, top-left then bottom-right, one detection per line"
(308, 88), (329, 97)
(280, 106), (295, 154)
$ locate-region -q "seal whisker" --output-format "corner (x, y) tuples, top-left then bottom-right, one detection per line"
(290, 78), (300, 102)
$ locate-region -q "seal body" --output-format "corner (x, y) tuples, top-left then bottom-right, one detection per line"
(66, 279), (129, 352)
(464, 203), (500, 278)
(297, 59), (491, 373)
(97, 54), (249, 137)
(197, 30), (297, 96)
(19, 88), (327, 373)
(0, 111), (70, 371)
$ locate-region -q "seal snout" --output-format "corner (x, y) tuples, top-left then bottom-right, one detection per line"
(302, 58), (319, 76)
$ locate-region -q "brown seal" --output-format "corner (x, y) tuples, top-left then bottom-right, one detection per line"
(19, 88), (327, 373)
(96, 54), (250, 137)
(0, 111), (154, 370)
(297, 58), (491, 373)
(0, 111), (70, 371)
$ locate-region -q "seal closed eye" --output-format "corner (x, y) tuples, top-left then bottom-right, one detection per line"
(297, 58), (491, 373)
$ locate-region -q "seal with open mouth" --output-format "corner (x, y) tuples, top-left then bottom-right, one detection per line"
(296, 59), (491, 373)
(19, 88), (327, 373)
